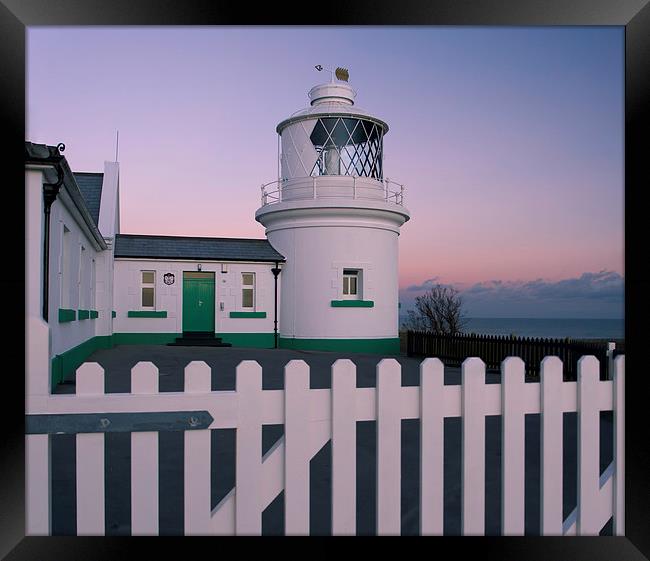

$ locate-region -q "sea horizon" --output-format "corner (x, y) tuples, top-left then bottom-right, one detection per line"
(399, 316), (625, 340)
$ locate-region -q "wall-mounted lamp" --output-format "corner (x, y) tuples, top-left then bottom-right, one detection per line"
(197, 263), (202, 271)
(271, 261), (283, 349)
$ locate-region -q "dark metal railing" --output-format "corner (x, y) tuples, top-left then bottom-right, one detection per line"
(406, 330), (624, 380)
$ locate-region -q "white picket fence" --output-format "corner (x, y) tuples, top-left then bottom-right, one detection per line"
(25, 355), (625, 536)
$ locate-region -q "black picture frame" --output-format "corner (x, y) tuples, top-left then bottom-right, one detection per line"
(2, 1), (648, 559)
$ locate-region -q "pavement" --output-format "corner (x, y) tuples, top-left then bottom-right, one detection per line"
(50, 344), (614, 535)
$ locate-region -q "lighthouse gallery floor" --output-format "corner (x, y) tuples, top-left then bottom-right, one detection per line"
(50, 345), (614, 536)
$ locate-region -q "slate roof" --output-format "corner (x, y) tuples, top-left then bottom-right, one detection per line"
(25, 142), (107, 248)
(73, 172), (103, 227)
(114, 234), (285, 262)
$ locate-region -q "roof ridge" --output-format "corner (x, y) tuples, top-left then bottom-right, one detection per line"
(116, 233), (270, 242)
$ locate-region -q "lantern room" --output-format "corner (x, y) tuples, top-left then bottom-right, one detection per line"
(276, 81), (388, 182)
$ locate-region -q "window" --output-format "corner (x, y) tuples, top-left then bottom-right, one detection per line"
(61, 225), (71, 308)
(242, 273), (255, 309)
(343, 269), (361, 299)
(90, 258), (96, 309)
(79, 245), (86, 307)
(141, 271), (155, 308)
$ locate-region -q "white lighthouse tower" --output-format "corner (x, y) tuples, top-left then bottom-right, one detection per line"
(255, 68), (410, 353)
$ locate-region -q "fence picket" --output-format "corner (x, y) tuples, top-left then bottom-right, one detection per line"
(461, 358), (486, 535)
(331, 359), (357, 535)
(26, 434), (50, 535)
(501, 357), (526, 535)
(131, 362), (159, 535)
(75, 362), (105, 535)
(376, 358), (402, 535)
(613, 355), (625, 535)
(235, 360), (263, 535)
(284, 360), (310, 535)
(419, 358), (444, 535)
(183, 361), (214, 535)
(577, 356), (601, 535)
(540, 356), (564, 534)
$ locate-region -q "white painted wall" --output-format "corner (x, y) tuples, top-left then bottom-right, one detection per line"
(25, 167), (52, 394)
(95, 163), (119, 338)
(47, 190), (104, 357)
(113, 259), (280, 334)
(26, 162), (117, 390)
(26, 169), (46, 320)
(257, 201), (408, 340)
(93, 244), (115, 338)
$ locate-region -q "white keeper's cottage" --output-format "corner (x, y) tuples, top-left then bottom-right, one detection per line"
(25, 73), (410, 388)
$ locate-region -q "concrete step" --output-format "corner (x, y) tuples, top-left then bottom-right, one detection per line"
(167, 334), (232, 347)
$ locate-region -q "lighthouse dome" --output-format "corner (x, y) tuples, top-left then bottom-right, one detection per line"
(276, 81), (388, 134)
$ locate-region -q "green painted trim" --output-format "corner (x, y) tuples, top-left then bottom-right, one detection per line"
(51, 335), (114, 386)
(112, 310), (116, 318)
(127, 310), (168, 318)
(78, 309), (90, 320)
(90, 310), (99, 319)
(217, 332), (275, 348)
(112, 332), (179, 345)
(279, 337), (400, 354)
(58, 308), (76, 322)
(330, 300), (374, 308)
(229, 311), (267, 318)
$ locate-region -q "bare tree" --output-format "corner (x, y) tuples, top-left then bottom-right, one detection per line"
(401, 284), (467, 334)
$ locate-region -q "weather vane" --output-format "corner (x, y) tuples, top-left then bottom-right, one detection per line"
(315, 65), (349, 82)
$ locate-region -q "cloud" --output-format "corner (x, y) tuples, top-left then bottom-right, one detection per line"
(462, 270), (624, 302)
(405, 277), (441, 292)
(400, 270), (624, 318)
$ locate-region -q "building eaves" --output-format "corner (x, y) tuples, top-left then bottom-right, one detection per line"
(25, 142), (107, 250)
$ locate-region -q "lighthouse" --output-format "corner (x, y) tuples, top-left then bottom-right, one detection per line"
(255, 68), (410, 353)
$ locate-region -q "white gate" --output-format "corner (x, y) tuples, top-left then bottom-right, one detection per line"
(25, 355), (625, 536)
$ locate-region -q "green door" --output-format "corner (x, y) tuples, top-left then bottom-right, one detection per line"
(182, 272), (215, 333)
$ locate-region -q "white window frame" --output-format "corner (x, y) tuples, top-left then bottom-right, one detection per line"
(141, 270), (156, 309)
(79, 245), (86, 308)
(342, 269), (362, 300)
(60, 224), (71, 308)
(241, 272), (255, 310)
(90, 258), (96, 310)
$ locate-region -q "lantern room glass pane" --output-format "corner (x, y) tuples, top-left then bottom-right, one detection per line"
(309, 117), (384, 179)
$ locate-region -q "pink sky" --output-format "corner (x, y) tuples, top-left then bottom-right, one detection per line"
(26, 27), (624, 312)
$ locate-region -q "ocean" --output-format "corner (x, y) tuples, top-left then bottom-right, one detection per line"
(400, 316), (624, 340)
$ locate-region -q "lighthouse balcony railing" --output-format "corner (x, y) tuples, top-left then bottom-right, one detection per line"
(260, 176), (405, 207)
